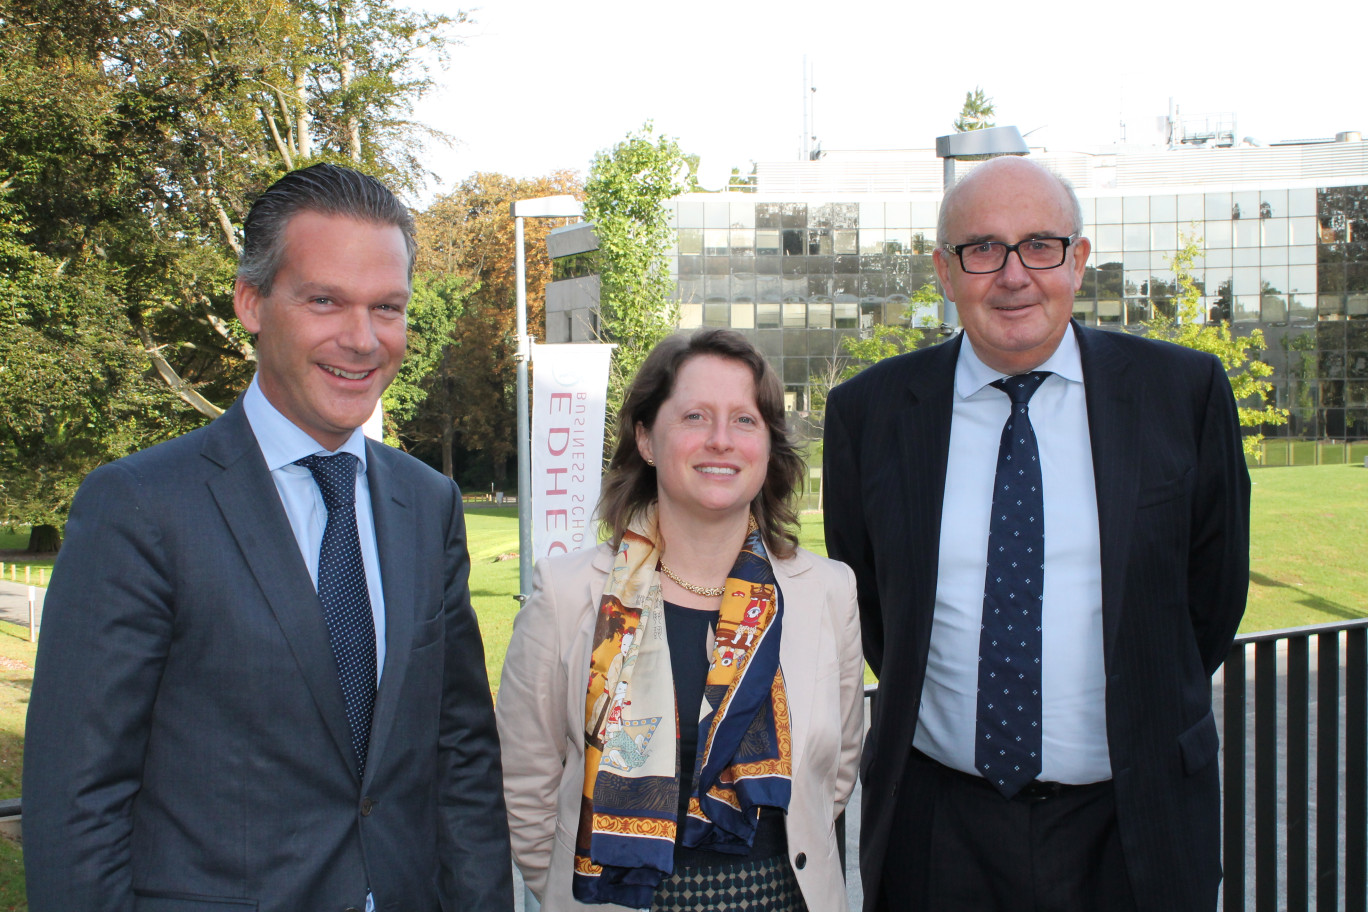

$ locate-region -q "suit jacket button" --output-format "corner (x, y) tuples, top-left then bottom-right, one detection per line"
(360, 796), (374, 816)
(795, 852), (807, 869)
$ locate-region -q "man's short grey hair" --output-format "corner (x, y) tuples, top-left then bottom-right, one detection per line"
(935, 157), (1085, 246)
(236, 163), (417, 294)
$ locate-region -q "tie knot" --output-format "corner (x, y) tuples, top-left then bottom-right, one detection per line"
(991, 370), (1051, 406)
(296, 453), (359, 510)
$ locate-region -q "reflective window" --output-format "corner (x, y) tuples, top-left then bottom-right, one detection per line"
(1123, 196), (1150, 223)
(677, 201), (704, 228)
(1206, 220), (1232, 248)
(1262, 218), (1289, 247)
(1178, 194), (1204, 222)
(1289, 188), (1317, 218)
(834, 229), (858, 255)
(679, 303), (703, 328)
(730, 230), (754, 255)
(757, 303), (781, 328)
(1096, 197), (1124, 224)
(1205, 193), (1232, 222)
(730, 202), (756, 229)
(1261, 189), (1287, 217)
(731, 303), (755, 328)
(1123, 225), (1149, 251)
(859, 201), (885, 229)
(1095, 225), (1123, 252)
(1151, 223), (1178, 251)
(1234, 220), (1261, 248)
(678, 229), (703, 255)
(704, 228), (729, 256)
(1151, 195), (1177, 222)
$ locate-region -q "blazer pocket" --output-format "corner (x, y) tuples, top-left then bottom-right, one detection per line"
(411, 611), (443, 651)
(1136, 467), (1194, 509)
(1178, 709), (1219, 776)
(134, 894), (258, 911)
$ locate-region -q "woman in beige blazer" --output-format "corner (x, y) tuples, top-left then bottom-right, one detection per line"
(497, 329), (863, 912)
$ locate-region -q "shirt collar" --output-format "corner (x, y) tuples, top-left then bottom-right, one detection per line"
(242, 375), (370, 473)
(954, 323), (1084, 399)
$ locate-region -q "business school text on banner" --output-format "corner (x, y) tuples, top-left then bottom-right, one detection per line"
(531, 343), (613, 562)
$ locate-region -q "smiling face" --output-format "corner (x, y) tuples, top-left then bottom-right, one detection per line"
(933, 158), (1090, 374)
(234, 210), (411, 450)
(635, 354), (770, 526)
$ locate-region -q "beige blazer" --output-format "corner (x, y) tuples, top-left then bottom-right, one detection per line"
(497, 541), (864, 912)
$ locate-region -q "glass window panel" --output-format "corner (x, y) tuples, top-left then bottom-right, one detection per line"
(1263, 265), (1289, 294)
(755, 203), (783, 229)
(677, 229), (703, 256)
(781, 277), (806, 298)
(834, 254), (859, 274)
(1124, 269), (1150, 297)
(807, 276), (832, 299)
(703, 200), (730, 229)
(1233, 248), (1260, 268)
(1123, 252), (1151, 272)
(729, 202), (756, 229)
(781, 229), (804, 256)
(885, 228), (912, 254)
(1288, 292), (1316, 322)
(1261, 218), (1288, 247)
(782, 358), (808, 384)
(1260, 189), (1287, 218)
(679, 302), (703, 328)
(910, 201), (939, 228)
(832, 275), (858, 297)
(1289, 217), (1318, 246)
(1123, 196), (1150, 223)
(783, 329), (809, 356)
(1073, 297), (1094, 323)
(1097, 298), (1122, 323)
(1205, 247), (1232, 268)
(1206, 220), (1232, 248)
(1261, 292), (1287, 322)
(730, 274), (756, 299)
(1150, 195), (1177, 222)
(806, 256), (834, 276)
(809, 204), (834, 230)
(859, 201), (885, 229)
(860, 228), (885, 255)
(729, 230), (754, 255)
(677, 201), (704, 228)
(1096, 197), (1123, 224)
(808, 229), (833, 255)
(1289, 245), (1316, 265)
(1151, 222), (1178, 251)
(755, 255), (782, 275)
(731, 302), (755, 328)
(1233, 266), (1260, 296)
(808, 301), (833, 328)
(835, 302), (859, 328)
(1123, 224), (1149, 251)
(1262, 246), (1288, 267)
(1205, 192), (1233, 222)
(1178, 194), (1204, 222)
(1232, 191), (1259, 220)
(675, 277), (702, 304)
(1289, 188), (1316, 218)
(757, 302), (781, 328)
(780, 203), (808, 228)
(705, 256), (729, 276)
(704, 228), (729, 256)
(1349, 294), (1368, 318)
(703, 301), (729, 326)
(756, 275), (781, 302)
(755, 230), (781, 256)
(1289, 264), (1316, 293)
(860, 274), (886, 298)
(884, 202), (912, 228)
(831, 203), (859, 229)
(1076, 197), (1096, 225)
(783, 303), (806, 328)
(1095, 225), (1123, 252)
(834, 229), (858, 255)
(705, 275), (730, 300)
(1234, 220), (1260, 248)
(1234, 295), (1261, 322)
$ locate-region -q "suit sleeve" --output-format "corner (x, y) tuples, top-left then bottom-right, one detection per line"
(832, 562), (865, 815)
(494, 557), (570, 902)
(823, 387), (885, 678)
(436, 485), (515, 911)
(23, 464), (174, 912)
(1188, 356), (1252, 674)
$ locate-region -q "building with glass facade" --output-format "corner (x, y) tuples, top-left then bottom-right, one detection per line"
(660, 137), (1368, 456)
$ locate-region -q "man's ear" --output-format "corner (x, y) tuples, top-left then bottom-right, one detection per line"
(234, 278), (264, 335)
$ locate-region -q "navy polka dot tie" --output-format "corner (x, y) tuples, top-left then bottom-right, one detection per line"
(297, 453), (377, 780)
(975, 371), (1050, 799)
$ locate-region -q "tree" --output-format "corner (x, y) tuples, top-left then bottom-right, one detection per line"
(809, 282), (941, 417)
(380, 272), (468, 445)
(1143, 232), (1287, 456)
(953, 86), (995, 133)
(584, 123), (694, 416)
(411, 171), (582, 484)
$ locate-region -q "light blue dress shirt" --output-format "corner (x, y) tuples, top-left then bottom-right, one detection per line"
(914, 328), (1111, 784)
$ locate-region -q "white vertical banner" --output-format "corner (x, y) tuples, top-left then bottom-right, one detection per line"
(531, 343), (613, 562)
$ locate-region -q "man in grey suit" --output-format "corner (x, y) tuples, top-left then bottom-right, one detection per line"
(825, 157), (1250, 911)
(24, 163), (512, 911)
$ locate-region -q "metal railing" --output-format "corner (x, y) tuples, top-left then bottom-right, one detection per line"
(856, 618), (1368, 911)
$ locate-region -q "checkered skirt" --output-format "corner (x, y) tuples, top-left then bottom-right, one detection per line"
(650, 854), (807, 912)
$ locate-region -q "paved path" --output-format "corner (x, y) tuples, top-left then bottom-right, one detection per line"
(0, 579), (43, 633)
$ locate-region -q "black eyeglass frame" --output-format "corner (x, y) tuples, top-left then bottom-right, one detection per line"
(943, 234), (1081, 274)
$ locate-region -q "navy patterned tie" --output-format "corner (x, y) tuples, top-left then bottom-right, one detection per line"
(297, 453), (377, 780)
(975, 371), (1050, 798)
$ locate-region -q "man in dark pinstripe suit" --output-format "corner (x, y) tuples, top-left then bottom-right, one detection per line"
(825, 157), (1250, 911)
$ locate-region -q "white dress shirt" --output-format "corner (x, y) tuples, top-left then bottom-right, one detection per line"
(913, 328), (1111, 784)
(242, 377), (388, 685)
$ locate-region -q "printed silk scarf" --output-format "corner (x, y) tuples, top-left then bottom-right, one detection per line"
(573, 509), (792, 908)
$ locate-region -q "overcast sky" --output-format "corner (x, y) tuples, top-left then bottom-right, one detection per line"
(406, 0), (1366, 203)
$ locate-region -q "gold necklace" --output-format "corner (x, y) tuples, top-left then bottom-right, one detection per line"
(658, 560), (725, 597)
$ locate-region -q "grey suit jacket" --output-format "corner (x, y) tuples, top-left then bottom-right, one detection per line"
(24, 400), (513, 912)
(824, 323), (1250, 912)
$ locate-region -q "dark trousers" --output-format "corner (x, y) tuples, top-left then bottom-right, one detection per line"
(876, 748), (1138, 912)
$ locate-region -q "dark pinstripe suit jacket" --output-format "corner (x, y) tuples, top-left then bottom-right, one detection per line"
(824, 322), (1250, 912)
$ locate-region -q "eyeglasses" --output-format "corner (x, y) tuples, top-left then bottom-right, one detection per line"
(944, 235), (1079, 274)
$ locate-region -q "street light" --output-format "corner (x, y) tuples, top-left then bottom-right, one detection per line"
(934, 125), (1030, 325)
(511, 195), (584, 602)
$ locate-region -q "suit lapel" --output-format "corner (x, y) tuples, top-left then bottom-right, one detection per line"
(1076, 324), (1143, 668)
(202, 403), (356, 773)
(361, 442), (416, 789)
(775, 551), (818, 779)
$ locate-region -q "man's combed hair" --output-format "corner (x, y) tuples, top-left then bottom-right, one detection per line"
(237, 162), (417, 294)
(598, 328), (805, 560)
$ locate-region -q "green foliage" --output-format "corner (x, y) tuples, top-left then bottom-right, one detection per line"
(584, 123), (691, 416)
(953, 86), (995, 133)
(1143, 232), (1288, 455)
(808, 282), (941, 417)
(381, 273), (469, 444)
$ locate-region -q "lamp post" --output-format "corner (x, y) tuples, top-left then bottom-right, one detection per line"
(511, 195), (584, 602)
(934, 125), (1031, 325)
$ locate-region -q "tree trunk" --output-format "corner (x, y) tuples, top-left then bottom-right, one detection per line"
(27, 524), (61, 553)
(441, 420), (454, 479)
